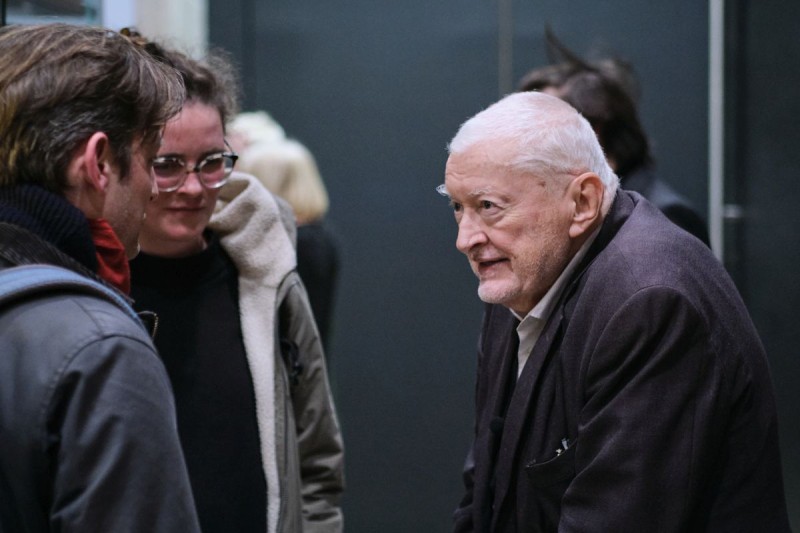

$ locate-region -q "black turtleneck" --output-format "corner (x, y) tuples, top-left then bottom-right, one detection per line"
(129, 235), (267, 533)
(0, 185), (97, 271)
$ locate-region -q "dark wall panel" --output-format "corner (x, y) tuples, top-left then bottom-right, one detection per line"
(211, 2), (495, 530)
(737, 1), (800, 528)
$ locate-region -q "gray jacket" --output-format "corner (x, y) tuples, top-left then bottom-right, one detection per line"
(0, 223), (200, 532)
(210, 173), (345, 532)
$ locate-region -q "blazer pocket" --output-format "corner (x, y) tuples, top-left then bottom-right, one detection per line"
(525, 443), (576, 488)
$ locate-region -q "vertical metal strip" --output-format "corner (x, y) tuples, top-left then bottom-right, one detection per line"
(709, 0), (725, 259)
(498, 0), (514, 97)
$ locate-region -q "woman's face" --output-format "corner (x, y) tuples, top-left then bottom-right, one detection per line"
(139, 101), (226, 258)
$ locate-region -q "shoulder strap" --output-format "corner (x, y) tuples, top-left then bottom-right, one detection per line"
(0, 264), (141, 325)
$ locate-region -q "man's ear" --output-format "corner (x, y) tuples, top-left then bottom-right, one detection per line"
(568, 172), (604, 239)
(65, 132), (115, 218)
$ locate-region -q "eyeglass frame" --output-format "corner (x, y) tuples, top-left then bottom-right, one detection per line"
(151, 140), (239, 193)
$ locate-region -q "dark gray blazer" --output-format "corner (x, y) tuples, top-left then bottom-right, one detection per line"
(454, 191), (789, 532)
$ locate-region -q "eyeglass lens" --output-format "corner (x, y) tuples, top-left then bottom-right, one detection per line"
(153, 153), (236, 191)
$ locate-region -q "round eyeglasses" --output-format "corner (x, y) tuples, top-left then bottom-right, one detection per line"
(152, 144), (238, 193)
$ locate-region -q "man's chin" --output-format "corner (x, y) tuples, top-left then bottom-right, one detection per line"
(477, 282), (513, 306)
(126, 241), (141, 260)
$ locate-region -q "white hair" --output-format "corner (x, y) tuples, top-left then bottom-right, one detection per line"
(237, 139), (329, 224)
(228, 111), (286, 147)
(448, 91), (619, 213)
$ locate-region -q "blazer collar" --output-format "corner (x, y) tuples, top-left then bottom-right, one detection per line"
(562, 190), (637, 305)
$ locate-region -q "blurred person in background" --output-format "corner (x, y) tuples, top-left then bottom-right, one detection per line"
(126, 33), (345, 533)
(229, 111), (340, 353)
(518, 28), (710, 245)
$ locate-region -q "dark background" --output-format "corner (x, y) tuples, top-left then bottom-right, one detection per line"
(207, 1), (799, 531)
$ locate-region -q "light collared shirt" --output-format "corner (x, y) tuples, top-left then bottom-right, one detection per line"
(511, 228), (600, 378)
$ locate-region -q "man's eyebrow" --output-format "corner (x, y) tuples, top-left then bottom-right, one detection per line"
(436, 184), (496, 199)
(466, 187), (494, 198)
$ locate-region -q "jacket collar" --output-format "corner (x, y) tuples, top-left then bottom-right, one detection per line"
(562, 190), (637, 305)
(209, 172), (295, 287)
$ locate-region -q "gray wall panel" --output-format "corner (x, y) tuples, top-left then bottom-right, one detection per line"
(737, 1), (800, 528)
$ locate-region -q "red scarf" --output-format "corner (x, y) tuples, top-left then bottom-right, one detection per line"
(88, 218), (131, 294)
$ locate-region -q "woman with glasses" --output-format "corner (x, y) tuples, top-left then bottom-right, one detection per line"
(128, 37), (345, 533)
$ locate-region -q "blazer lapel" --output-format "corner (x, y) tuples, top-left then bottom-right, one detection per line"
(472, 309), (519, 532)
(490, 307), (566, 529)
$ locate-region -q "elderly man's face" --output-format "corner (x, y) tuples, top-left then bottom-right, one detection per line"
(444, 140), (576, 315)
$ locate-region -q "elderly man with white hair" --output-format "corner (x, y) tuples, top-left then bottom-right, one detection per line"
(440, 92), (790, 532)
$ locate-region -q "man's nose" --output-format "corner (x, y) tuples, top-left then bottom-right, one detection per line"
(456, 212), (487, 254)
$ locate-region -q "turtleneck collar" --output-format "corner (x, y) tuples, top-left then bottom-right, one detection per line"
(0, 184), (98, 272)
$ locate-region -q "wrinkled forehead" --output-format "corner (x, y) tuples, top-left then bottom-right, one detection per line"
(443, 139), (546, 197)
(447, 137), (521, 173)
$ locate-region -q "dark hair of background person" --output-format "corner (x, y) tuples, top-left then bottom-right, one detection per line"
(518, 26), (710, 246)
(0, 23), (185, 192)
(122, 28), (240, 130)
(517, 26), (651, 178)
